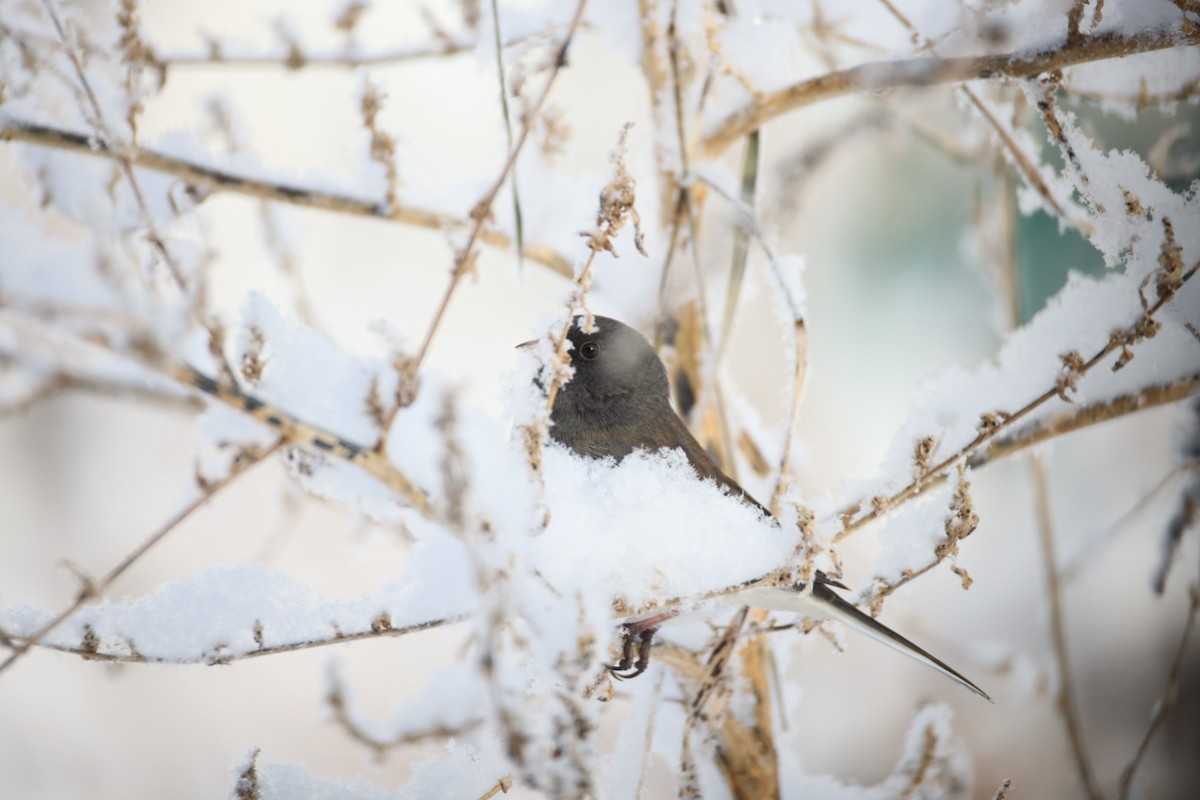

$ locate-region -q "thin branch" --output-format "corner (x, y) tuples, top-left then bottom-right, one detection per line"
(410, 0), (590, 375)
(875, 0), (1093, 237)
(833, 263), (1198, 543)
(157, 33), (533, 70)
(1061, 467), (1185, 585)
(21, 613), (464, 665)
(490, 0), (525, 275)
(1117, 584), (1200, 800)
(166, 363), (432, 515)
(36, 0), (188, 290)
(702, 25), (1200, 157)
(327, 670), (484, 758)
(0, 117), (572, 278)
(975, 376), (1200, 470)
(477, 775), (515, 800)
(834, 374), (1200, 549)
(1031, 455), (1104, 800)
(0, 439), (282, 675)
(715, 129), (759, 365)
(615, 373), (1200, 620)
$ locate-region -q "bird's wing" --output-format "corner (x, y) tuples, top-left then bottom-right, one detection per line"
(737, 583), (992, 701)
(659, 411), (775, 516)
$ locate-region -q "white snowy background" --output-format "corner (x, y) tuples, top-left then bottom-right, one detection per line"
(1, 0), (1198, 798)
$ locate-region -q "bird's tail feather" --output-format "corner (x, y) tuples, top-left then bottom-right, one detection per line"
(738, 584), (992, 702)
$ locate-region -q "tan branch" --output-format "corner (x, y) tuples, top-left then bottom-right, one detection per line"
(1117, 585), (1200, 800)
(165, 363), (432, 515)
(158, 33), (533, 70)
(834, 263), (1198, 544)
(410, 0), (590, 374)
(0, 371), (204, 420)
(0, 439), (282, 675)
(327, 672), (484, 759)
(1031, 455), (1104, 800)
(702, 25), (1200, 157)
(0, 117), (571, 278)
(974, 375), (1200, 469)
(16, 613), (463, 666)
(477, 775), (515, 800)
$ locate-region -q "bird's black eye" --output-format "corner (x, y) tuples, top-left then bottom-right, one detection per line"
(579, 341), (599, 360)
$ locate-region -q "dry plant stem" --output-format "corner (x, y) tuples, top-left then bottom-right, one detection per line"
(619, 374), (1200, 619)
(32, 614), (464, 665)
(660, 637), (779, 800)
(166, 364), (432, 516)
(0, 440), (282, 676)
(963, 86), (1092, 236)
(636, 0), (677, 227)
(36, 0), (188, 290)
(0, 372), (203, 419)
(716, 129), (760, 365)
(0, 118), (572, 278)
(992, 778), (1014, 800)
(868, 376), (1200, 599)
(1031, 455), (1104, 800)
(702, 24), (1200, 157)
(1117, 585), (1200, 800)
(490, 0), (524, 274)
(477, 775), (515, 800)
(834, 263), (1199, 543)
(159, 35), (530, 70)
(328, 674), (484, 758)
(543, 248), (601, 412)
(732, 611), (780, 800)
(633, 671), (667, 800)
(876, 0), (1092, 236)
(1062, 466), (1186, 584)
(976, 376), (1200, 468)
(410, 0), (590, 375)
(896, 721), (940, 799)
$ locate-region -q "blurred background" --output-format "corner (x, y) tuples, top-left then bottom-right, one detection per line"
(1, 0), (1198, 797)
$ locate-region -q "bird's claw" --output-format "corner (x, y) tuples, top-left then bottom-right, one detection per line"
(607, 626), (655, 680)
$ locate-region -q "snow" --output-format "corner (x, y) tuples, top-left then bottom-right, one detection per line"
(538, 443), (793, 608)
(3, 1), (1198, 797)
(0, 549), (475, 663)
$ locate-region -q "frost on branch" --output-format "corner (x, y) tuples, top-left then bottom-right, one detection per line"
(3, 1), (1199, 798)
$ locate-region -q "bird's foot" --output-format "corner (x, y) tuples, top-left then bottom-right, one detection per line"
(608, 625), (656, 680)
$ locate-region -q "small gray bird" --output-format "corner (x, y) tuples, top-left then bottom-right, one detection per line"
(541, 314), (990, 700)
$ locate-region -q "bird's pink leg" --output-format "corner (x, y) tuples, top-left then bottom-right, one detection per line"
(608, 610), (680, 679)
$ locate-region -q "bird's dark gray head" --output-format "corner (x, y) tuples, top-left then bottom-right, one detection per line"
(549, 316), (671, 452)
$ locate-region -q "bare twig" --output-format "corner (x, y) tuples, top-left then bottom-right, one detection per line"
(490, 0), (525, 274)
(1117, 585), (1200, 800)
(1031, 455), (1104, 800)
(158, 33), (532, 70)
(834, 263), (1198, 543)
(975, 376), (1200, 470)
(0, 117), (572, 278)
(875, 1), (1093, 236)
(20, 613), (463, 665)
(167, 363), (431, 515)
(410, 0), (590, 375)
(477, 775), (515, 800)
(326, 669), (484, 759)
(0, 439), (282, 675)
(36, 0), (188, 291)
(702, 25), (1200, 157)
(614, 374), (1200, 620)
(715, 129), (759, 365)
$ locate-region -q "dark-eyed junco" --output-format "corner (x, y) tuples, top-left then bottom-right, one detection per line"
(536, 314), (989, 700)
